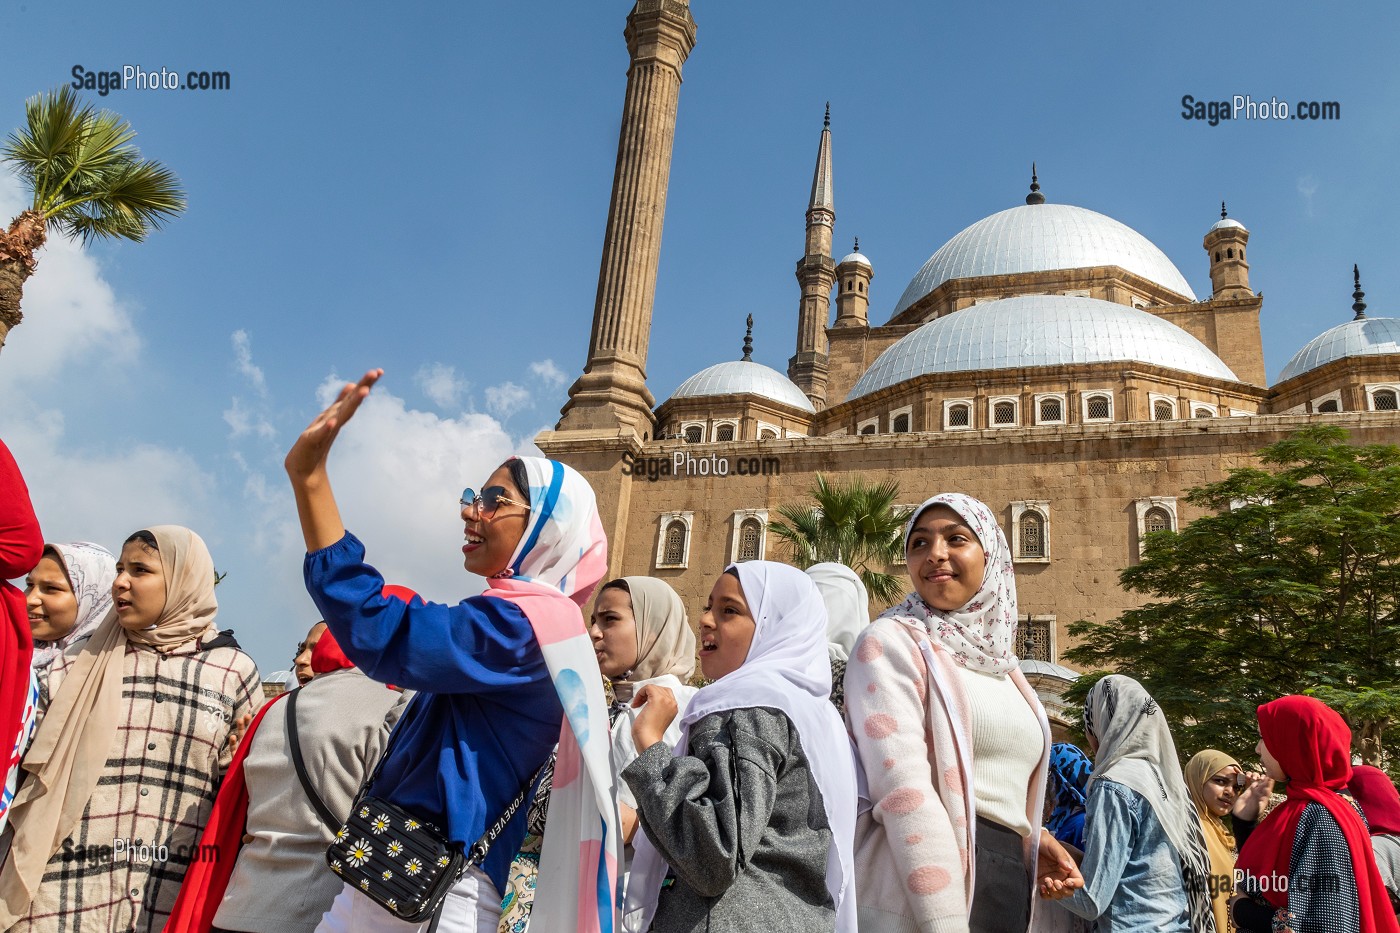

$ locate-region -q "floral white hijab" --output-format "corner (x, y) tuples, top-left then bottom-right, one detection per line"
(30, 543), (116, 672)
(881, 492), (1019, 674)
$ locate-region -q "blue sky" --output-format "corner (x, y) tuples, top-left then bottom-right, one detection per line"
(2, 0), (1396, 674)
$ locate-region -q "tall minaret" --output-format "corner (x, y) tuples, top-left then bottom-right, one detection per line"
(788, 104), (836, 410)
(557, 0), (697, 435)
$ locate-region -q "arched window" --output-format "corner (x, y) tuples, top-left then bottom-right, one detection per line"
(715, 423), (735, 442)
(1144, 507), (1172, 535)
(858, 282), (864, 293)
(758, 428), (778, 440)
(737, 518), (763, 562)
(683, 425), (703, 443)
(1227, 248), (1234, 259)
(1317, 399), (1340, 413)
(1085, 394), (1111, 420)
(1214, 251), (1221, 262)
(1018, 512), (1044, 558)
(892, 412), (910, 433)
(1193, 407), (1214, 419)
(994, 401), (1016, 425)
(1039, 397), (1063, 422)
(1153, 399), (1174, 421)
(1373, 389), (1399, 411)
(1240, 249), (1244, 260)
(860, 423), (877, 435)
(948, 403), (971, 428)
(663, 521), (687, 565)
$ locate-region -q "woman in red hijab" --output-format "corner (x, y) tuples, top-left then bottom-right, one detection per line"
(1349, 765), (1400, 917)
(0, 439), (43, 835)
(1229, 695), (1400, 933)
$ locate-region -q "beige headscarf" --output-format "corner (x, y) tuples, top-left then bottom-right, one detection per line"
(609, 576), (695, 703)
(0, 526), (220, 924)
(1185, 749), (1240, 933)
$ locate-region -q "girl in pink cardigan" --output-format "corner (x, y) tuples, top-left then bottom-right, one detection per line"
(845, 493), (1081, 933)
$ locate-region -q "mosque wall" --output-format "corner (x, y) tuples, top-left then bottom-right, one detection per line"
(1267, 356), (1400, 414)
(1149, 296), (1266, 386)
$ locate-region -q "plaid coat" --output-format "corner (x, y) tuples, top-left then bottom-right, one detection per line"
(9, 630), (260, 933)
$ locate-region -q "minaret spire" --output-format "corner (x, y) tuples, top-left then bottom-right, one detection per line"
(556, 0), (698, 434)
(1026, 162), (1045, 205)
(1221, 201), (1228, 219)
(789, 104), (837, 409)
(1353, 264), (1367, 320)
(741, 314), (754, 361)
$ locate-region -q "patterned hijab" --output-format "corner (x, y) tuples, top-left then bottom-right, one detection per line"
(29, 542), (116, 672)
(1047, 743), (1093, 840)
(0, 526), (221, 925)
(880, 493), (1018, 674)
(806, 562), (871, 662)
(610, 576), (695, 704)
(1084, 675), (1217, 933)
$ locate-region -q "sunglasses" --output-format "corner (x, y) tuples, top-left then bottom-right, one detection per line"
(460, 486), (531, 519)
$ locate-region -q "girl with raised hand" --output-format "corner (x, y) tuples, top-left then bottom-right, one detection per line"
(622, 561), (859, 933)
(0, 526), (262, 933)
(284, 369), (620, 933)
(845, 493), (1080, 933)
(1230, 695), (1400, 933)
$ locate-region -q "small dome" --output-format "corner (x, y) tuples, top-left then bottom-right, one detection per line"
(892, 203), (1196, 318)
(671, 360), (815, 413)
(839, 251), (871, 268)
(848, 294), (1238, 399)
(1277, 317), (1400, 382)
(1209, 217), (1246, 233)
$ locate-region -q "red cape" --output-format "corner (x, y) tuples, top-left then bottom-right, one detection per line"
(0, 440), (42, 795)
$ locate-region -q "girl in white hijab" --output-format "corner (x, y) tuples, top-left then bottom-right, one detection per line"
(622, 561), (859, 932)
(25, 542), (116, 672)
(805, 562), (870, 718)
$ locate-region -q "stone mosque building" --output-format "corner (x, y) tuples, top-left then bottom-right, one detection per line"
(535, 0), (1400, 729)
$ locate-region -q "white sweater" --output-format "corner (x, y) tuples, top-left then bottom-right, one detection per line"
(954, 664), (1043, 837)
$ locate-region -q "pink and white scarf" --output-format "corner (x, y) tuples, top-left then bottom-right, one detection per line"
(481, 456), (620, 932)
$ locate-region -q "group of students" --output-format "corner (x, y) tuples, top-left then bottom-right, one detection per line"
(0, 367), (1398, 933)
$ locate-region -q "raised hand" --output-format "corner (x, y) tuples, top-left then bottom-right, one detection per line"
(285, 369), (382, 482)
(631, 683), (679, 751)
(1232, 770), (1274, 822)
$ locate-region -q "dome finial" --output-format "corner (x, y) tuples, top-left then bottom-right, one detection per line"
(824, 101), (830, 129)
(1221, 201), (1228, 219)
(741, 314), (754, 361)
(1026, 162), (1045, 205)
(853, 236), (859, 253)
(1353, 264), (1367, 320)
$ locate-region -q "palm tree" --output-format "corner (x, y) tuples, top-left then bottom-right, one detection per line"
(0, 86), (185, 350)
(769, 473), (913, 605)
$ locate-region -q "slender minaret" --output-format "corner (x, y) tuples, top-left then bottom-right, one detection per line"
(1203, 201), (1252, 299)
(788, 104), (836, 410)
(557, 0), (697, 434)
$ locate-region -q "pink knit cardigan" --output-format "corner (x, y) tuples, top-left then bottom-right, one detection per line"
(845, 615), (1051, 933)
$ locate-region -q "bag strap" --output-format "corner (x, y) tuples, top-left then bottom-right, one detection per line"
(464, 757), (549, 868)
(286, 686), (343, 832)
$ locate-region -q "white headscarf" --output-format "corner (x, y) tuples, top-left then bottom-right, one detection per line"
(881, 493), (1019, 674)
(806, 562), (871, 662)
(30, 543), (116, 672)
(1084, 675), (1217, 933)
(624, 561), (860, 932)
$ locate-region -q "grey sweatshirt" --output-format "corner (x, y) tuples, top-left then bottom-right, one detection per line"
(622, 706), (835, 933)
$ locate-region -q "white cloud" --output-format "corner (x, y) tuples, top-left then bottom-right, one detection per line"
(415, 362), (469, 409)
(231, 329), (268, 397)
(529, 359), (567, 388)
(0, 175), (140, 385)
(222, 396), (275, 440)
(485, 381), (532, 419)
(1297, 175), (1318, 217)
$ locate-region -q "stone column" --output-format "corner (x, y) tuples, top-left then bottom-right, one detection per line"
(557, 0), (697, 436)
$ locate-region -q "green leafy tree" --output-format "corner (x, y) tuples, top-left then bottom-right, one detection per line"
(768, 473), (912, 605)
(1066, 426), (1400, 765)
(0, 86), (185, 349)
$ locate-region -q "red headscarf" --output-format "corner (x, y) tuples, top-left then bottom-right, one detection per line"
(1235, 696), (1399, 930)
(1350, 765), (1400, 838)
(309, 628), (353, 674)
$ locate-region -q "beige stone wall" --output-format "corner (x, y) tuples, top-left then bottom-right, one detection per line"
(1267, 355), (1400, 414)
(538, 412), (1400, 670)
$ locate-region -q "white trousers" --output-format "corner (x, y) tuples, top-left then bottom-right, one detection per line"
(315, 866), (502, 933)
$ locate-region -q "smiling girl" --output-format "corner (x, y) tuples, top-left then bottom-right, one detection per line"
(621, 561), (859, 933)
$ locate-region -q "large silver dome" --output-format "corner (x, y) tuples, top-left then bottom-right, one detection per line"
(671, 360), (816, 412)
(848, 294), (1237, 399)
(1277, 317), (1400, 382)
(892, 203), (1197, 318)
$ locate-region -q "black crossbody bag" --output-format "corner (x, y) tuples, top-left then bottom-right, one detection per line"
(286, 690), (541, 924)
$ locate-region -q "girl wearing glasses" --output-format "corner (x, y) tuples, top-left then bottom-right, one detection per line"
(285, 370), (622, 933)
